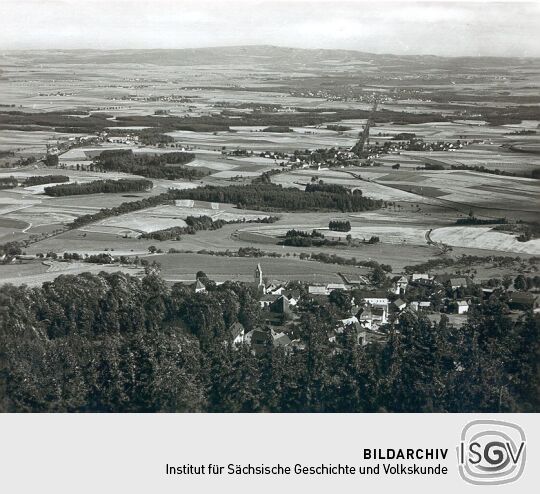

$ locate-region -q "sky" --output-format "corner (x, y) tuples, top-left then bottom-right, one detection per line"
(1, 0), (539, 57)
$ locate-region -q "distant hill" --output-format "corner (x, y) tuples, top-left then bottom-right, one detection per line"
(2, 45), (537, 70)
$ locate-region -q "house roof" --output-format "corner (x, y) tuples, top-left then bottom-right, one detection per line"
(327, 283), (348, 291)
(260, 294), (278, 302)
(508, 292), (535, 304)
(372, 307), (386, 317)
(272, 332), (292, 347)
(357, 290), (388, 299)
(229, 321), (245, 339)
(340, 316), (359, 326)
(392, 275), (409, 283)
(282, 290), (301, 300)
(394, 298), (406, 307)
(457, 300), (469, 307)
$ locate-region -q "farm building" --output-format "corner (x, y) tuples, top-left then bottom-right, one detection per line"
(457, 300), (469, 314)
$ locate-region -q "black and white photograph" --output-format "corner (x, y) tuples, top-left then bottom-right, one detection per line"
(0, 0), (538, 419)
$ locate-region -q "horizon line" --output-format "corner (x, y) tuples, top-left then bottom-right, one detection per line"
(1, 44), (538, 60)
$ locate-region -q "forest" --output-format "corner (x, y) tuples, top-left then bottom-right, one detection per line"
(0, 271), (537, 413)
(94, 150), (203, 180)
(44, 178), (153, 196)
(169, 184), (380, 212)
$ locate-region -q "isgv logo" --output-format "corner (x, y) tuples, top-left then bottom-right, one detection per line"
(457, 420), (526, 485)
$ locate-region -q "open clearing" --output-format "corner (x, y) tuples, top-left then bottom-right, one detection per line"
(431, 226), (540, 255)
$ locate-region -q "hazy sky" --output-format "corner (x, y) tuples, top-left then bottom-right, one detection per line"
(1, 0), (539, 56)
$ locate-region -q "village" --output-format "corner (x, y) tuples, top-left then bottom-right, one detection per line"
(188, 262), (540, 354)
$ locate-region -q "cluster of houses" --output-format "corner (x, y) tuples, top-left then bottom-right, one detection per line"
(186, 263), (539, 354)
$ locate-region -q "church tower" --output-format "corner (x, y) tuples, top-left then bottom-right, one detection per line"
(255, 263), (265, 293)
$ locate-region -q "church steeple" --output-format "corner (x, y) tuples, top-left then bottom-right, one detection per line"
(255, 263), (265, 293)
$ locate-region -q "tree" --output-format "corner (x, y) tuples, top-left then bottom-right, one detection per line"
(370, 265), (387, 286)
(514, 275), (527, 291)
(44, 154), (59, 167)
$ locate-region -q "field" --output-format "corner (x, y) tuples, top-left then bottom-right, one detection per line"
(1, 47), (539, 286)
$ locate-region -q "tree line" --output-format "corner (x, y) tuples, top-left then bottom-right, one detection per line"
(68, 184), (381, 230)
(24, 175), (69, 186)
(0, 271), (537, 412)
(44, 178), (153, 196)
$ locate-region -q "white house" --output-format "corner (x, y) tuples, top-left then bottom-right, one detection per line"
(457, 300), (469, 314)
(194, 279), (206, 293)
(362, 296), (389, 307)
(391, 275), (409, 295)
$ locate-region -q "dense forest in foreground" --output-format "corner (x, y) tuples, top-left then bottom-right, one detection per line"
(0, 271), (537, 413)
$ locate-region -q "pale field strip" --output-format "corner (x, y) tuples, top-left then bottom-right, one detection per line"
(95, 204), (272, 234)
(348, 212), (420, 223)
(0, 262), (142, 288)
(238, 224), (428, 246)
(271, 171), (427, 201)
(0, 130), (86, 151)
(211, 170), (263, 178)
(239, 222), (540, 255)
(431, 226), (540, 255)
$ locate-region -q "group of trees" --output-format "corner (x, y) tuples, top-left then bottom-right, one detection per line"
(281, 229), (339, 247)
(456, 214), (507, 226)
(44, 154), (59, 167)
(94, 149), (203, 181)
(0, 177), (18, 189)
(450, 163), (516, 177)
(44, 178), (153, 196)
(1, 271), (537, 412)
(0, 175), (70, 190)
(329, 220), (351, 232)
